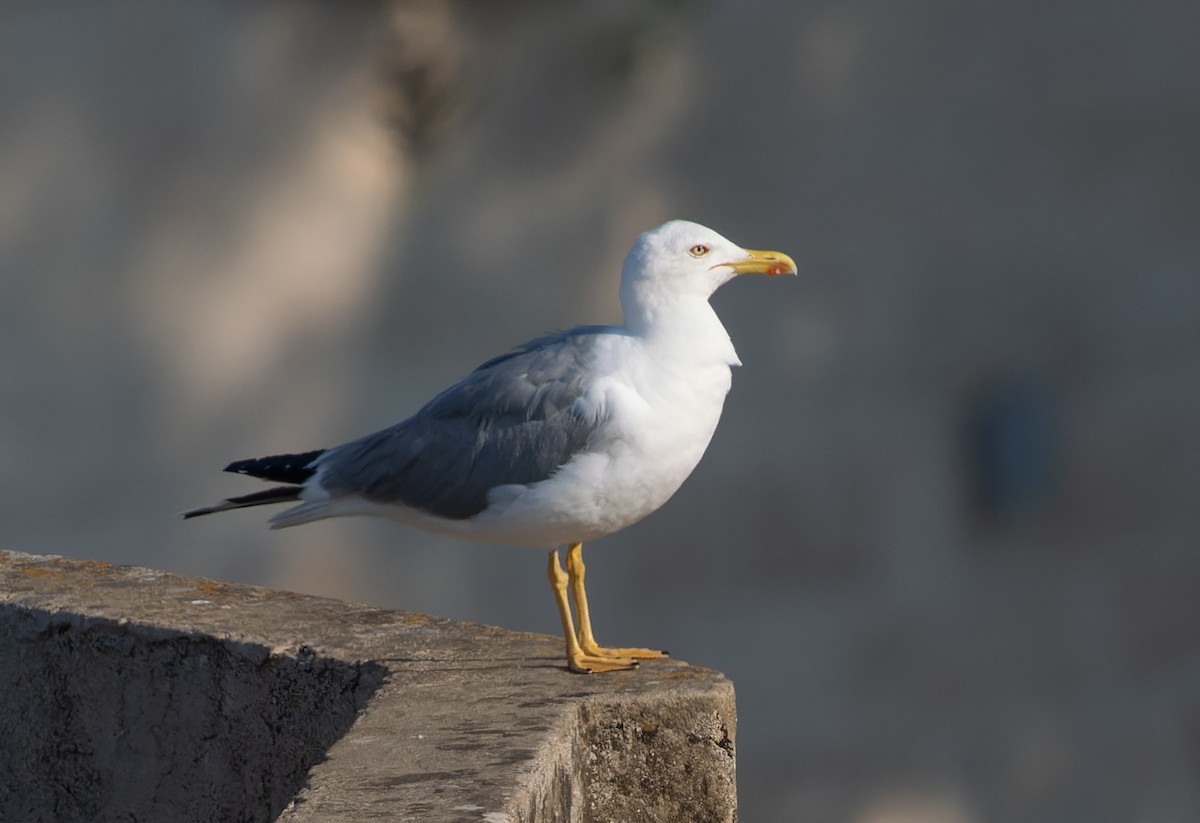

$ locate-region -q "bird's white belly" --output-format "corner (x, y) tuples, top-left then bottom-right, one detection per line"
(465, 362), (733, 547)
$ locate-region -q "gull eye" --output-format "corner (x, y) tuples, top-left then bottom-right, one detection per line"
(688, 244), (710, 258)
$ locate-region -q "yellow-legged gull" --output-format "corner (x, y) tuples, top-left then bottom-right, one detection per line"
(184, 220), (796, 673)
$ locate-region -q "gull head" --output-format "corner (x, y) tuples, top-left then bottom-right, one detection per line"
(619, 220), (796, 326)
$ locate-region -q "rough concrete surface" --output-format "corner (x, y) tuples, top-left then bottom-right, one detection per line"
(0, 551), (736, 822)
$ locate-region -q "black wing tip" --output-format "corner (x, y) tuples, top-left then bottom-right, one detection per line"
(179, 502), (227, 520)
(181, 486), (303, 521)
(223, 449), (325, 484)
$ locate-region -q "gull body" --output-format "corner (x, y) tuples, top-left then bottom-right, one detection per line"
(185, 219), (796, 672)
(299, 319), (736, 547)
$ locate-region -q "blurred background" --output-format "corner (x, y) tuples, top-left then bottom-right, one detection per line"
(2, 0), (1198, 820)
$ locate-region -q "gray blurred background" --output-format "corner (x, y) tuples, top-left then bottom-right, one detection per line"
(2, 1), (1198, 820)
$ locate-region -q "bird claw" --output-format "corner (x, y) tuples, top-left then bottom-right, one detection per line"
(568, 653), (638, 674)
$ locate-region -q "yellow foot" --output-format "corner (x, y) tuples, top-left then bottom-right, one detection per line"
(564, 543), (669, 667)
(567, 650), (638, 674)
(580, 641), (668, 661)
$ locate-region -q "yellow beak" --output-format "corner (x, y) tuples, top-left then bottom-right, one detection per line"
(720, 248), (798, 277)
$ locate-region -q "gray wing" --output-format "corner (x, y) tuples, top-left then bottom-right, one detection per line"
(316, 327), (620, 520)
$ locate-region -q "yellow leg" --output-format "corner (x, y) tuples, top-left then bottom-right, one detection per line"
(547, 549), (635, 673)
(567, 542), (667, 661)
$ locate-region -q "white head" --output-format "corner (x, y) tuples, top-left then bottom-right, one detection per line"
(619, 220), (796, 334)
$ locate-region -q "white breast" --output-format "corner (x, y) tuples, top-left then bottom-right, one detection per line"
(462, 334), (735, 547)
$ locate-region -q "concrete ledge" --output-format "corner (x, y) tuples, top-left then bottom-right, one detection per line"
(0, 552), (736, 822)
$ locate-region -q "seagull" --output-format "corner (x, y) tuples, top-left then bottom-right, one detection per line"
(184, 220), (796, 673)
